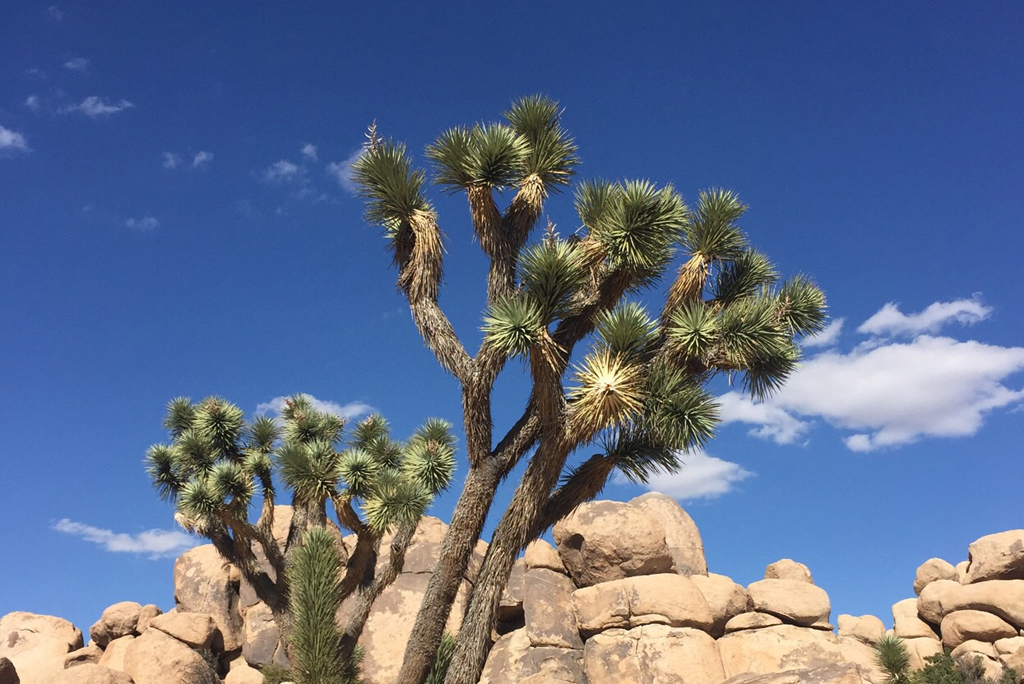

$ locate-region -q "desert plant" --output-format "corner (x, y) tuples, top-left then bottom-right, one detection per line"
(876, 634), (913, 684)
(425, 632), (456, 684)
(352, 95), (827, 684)
(876, 639), (1019, 684)
(145, 394), (455, 667)
(260, 664), (293, 684)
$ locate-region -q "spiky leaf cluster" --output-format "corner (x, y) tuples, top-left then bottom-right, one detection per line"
(288, 528), (346, 684)
(146, 394), (457, 538)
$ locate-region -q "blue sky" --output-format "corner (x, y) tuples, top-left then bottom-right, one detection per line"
(2, 1), (1022, 636)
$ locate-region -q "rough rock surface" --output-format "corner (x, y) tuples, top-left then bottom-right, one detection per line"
(584, 625), (724, 684)
(572, 574), (714, 637)
(717, 624), (844, 679)
(718, 664), (870, 684)
(0, 612), (83, 684)
(913, 559), (956, 596)
(630, 493), (708, 576)
(150, 611), (217, 649)
(837, 615), (886, 646)
(966, 530), (1024, 584)
(553, 500), (674, 587)
(479, 629), (584, 684)
(525, 540), (566, 573)
(96, 636), (133, 673)
(956, 561), (970, 584)
(902, 637), (943, 671)
(747, 579), (831, 627)
(765, 560), (813, 585)
(524, 569), (582, 649)
(223, 652), (266, 684)
(0, 657), (17, 684)
(44, 664), (133, 684)
(725, 612), (784, 633)
(691, 573), (750, 637)
(499, 559), (526, 624)
(891, 598), (938, 639)
(242, 602), (286, 668)
(135, 605), (162, 634)
(918, 579), (1024, 628)
(123, 628), (219, 684)
(88, 603), (141, 649)
(939, 609), (1016, 649)
(174, 544), (244, 651)
(63, 644), (102, 668)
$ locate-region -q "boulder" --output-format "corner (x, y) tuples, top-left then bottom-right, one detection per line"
(571, 574), (714, 637)
(951, 639), (999, 659)
(724, 612), (784, 633)
(241, 603), (286, 668)
(914, 559), (957, 595)
(63, 644), (102, 668)
(717, 664), (870, 684)
(956, 561), (971, 584)
(892, 598), (938, 640)
(765, 560), (813, 584)
(223, 652), (266, 684)
(88, 602), (142, 648)
(499, 559), (526, 624)
(479, 629), (584, 684)
(150, 611), (217, 649)
(97, 636), (133, 673)
(524, 569), (582, 649)
(584, 624), (724, 684)
(717, 624), (844, 679)
(940, 610), (1016, 649)
(0, 657), (17, 684)
(902, 637), (943, 671)
(966, 530), (1024, 584)
(918, 579), (1024, 628)
(525, 540), (566, 573)
(995, 635), (1024, 655)
(836, 636), (887, 683)
(837, 615), (886, 646)
(135, 605), (162, 634)
(553, 500), (674, 587)
(747, 579), (831, 627)
(43, 664), (133, 684)
(0, 612), (84, 684)
(123, 628), (219, 684)
(174, 544), (245, 651)
(691, 573), (750, 637)
(630, 493), (708, 576)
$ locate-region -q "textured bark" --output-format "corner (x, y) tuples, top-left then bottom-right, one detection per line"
(395, 460), (503, 684)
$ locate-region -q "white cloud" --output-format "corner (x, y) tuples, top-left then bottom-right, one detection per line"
(193, 151), (213, 168)
(54, 519), (198, 559)
(125, 216), (159, 231)
(301, 143), (318, 161)
(803, 317), (844, 348)
(162, 152), (181, 169)
(0, 125), (30, 153)
(616, 449), (754, 501)
(719, 331), (1024, 452)
(256, 395), (373, 421)
(64, 96), (134, 117)
(262, 160), (303, 184)
(25, 95), (40, 111)
(48, 5), (63, 20)
(858, 297), (992, 337)
(326, 147), (364, 194)
(64, 57), (89, 72)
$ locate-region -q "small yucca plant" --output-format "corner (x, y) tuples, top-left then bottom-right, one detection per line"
(875, 635), (913, 684)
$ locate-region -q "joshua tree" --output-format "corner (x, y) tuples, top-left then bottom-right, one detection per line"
(145, 393), (455, 668)
(352, 95), (827, 684)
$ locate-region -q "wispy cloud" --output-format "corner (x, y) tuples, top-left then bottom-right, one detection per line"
(64, 57), (90, 73)
(25, 95), (41, 111)
(857, 297), (991, 337)
(719, 297), (1024, 452)
(162, 152), (181, 169)
(125, 216), (159, 231)
(262, 159), (304, 185)
(0, 125), (30, 154)
(193, 151), (213, 168)
(326, 147), (364, 194)
(54, 519), (198, 559)
(256, 395), (373, 421)
(803, 317), (844, 348)
(48, 5), (63, 20)
(64, 96), (133, 117)
(615, 449), (753, 501)
(301, 143), (318, 161)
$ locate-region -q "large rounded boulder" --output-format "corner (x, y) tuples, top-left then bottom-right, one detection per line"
(0, 612), (83, 684)
(174, 544), (244, 651)
(965, 530), (1024, 584)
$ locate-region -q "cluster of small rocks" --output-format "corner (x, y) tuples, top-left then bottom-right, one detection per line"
(2, 498), (1022, 684)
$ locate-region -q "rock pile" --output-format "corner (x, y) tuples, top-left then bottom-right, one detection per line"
(2, 500), (1022, 684)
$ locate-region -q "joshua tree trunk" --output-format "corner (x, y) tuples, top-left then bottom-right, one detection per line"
(396, 458), (504, 684)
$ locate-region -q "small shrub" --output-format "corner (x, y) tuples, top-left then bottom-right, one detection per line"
(261, 664), (293, 684)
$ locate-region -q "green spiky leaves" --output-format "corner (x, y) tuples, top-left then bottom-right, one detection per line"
(518, 239), (587, 319)
(352, 138), (431, 224)
(504, 94), (579, 189)
(595, 302), (657, 358)
(684, 188), (748, 262)
(427, 124), (529, 191)
(482, 295), (543, 357)
(288, 528), (346, 684)
(874, 635), (911, 684)
(777, 275), (828, 336)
